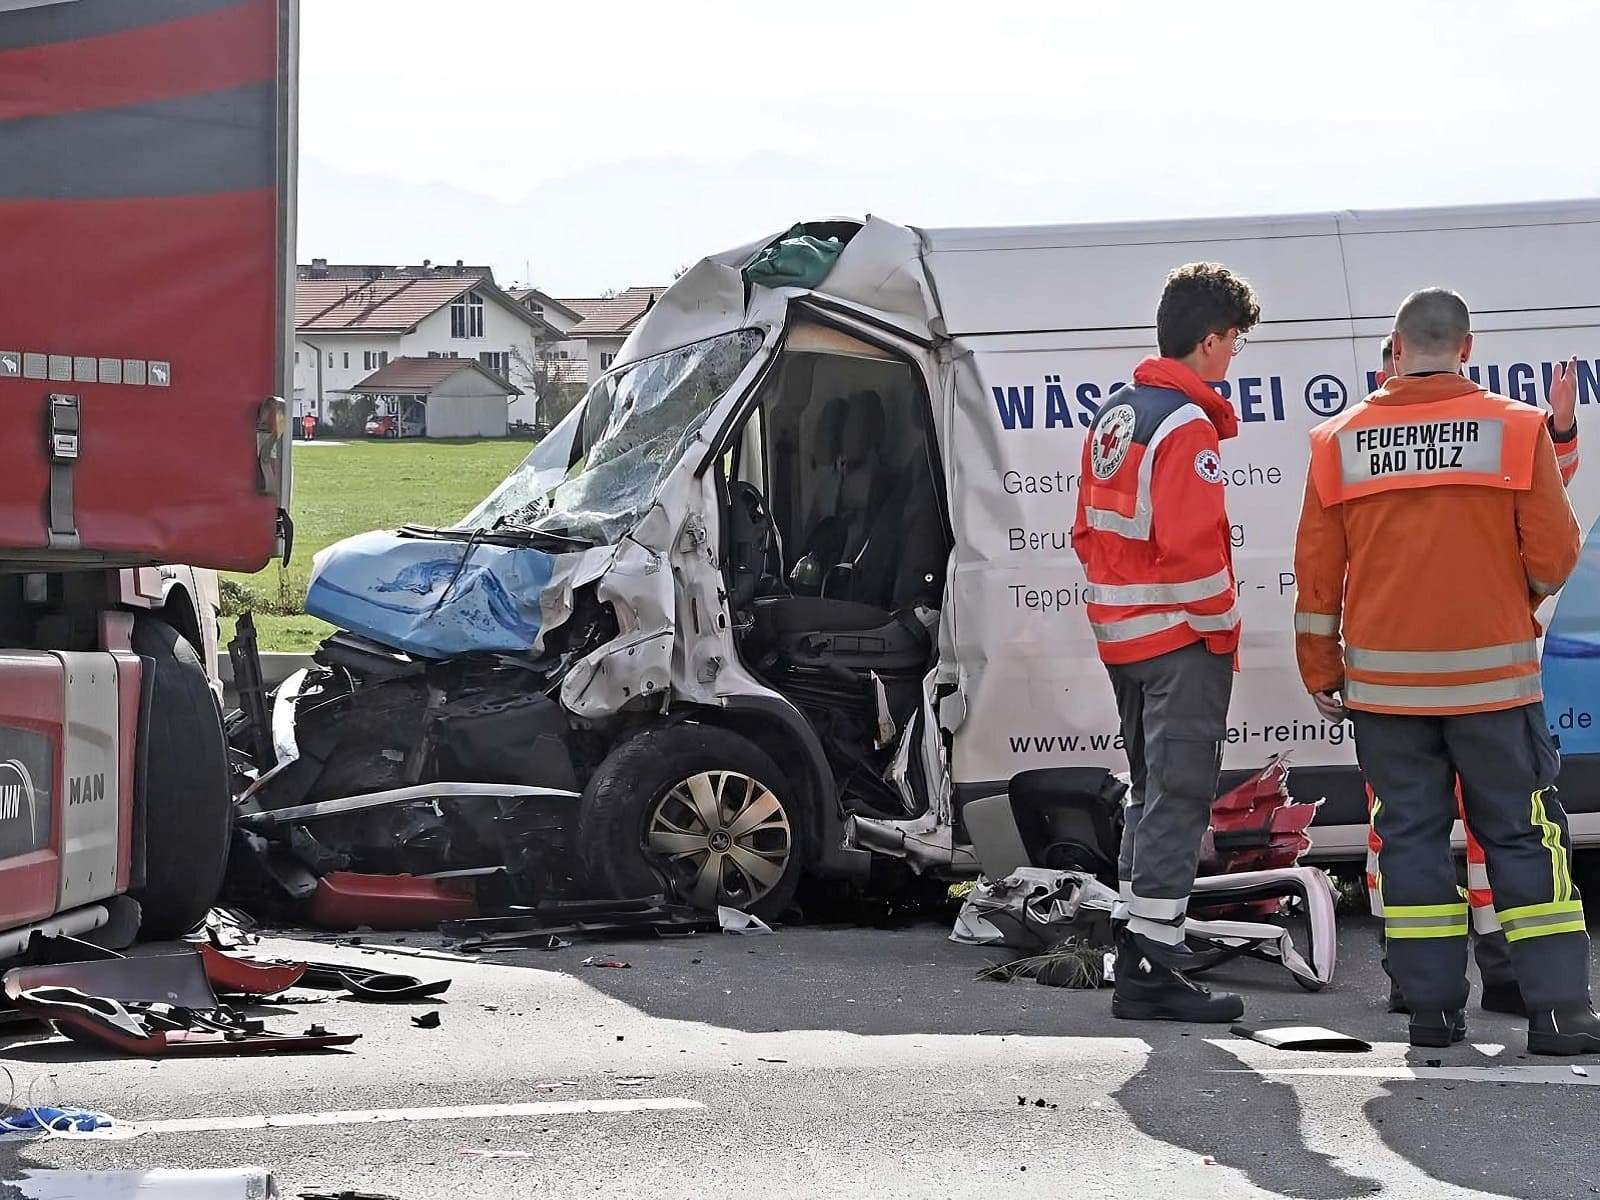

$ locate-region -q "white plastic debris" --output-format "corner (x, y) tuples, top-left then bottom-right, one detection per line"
(717, 906), (772, 935)
(14, 1168), (277, 1198)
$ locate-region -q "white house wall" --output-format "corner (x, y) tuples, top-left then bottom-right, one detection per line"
(293, 333), (403, 414)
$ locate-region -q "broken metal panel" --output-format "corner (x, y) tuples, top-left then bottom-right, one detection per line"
(844, 808), (980, 874)
(2, 949), (217, 1009)
(615, 255), (751, 370)
(236, 782), (579, 829)
(1189, 865), (1340, 988)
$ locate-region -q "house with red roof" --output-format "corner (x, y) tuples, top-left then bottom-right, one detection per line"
(293, 259), (560, 430)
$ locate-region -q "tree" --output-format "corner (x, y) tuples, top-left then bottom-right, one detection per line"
(327, 394), (377, 435)
(510, 340), (586, 431)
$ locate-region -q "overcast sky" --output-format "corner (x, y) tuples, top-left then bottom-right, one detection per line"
(298, 1), (1598, 298)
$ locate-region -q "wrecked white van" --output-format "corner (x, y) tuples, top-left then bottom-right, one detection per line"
(258, 202), (1600, 918)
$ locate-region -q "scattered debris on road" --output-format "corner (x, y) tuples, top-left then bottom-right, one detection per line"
(583, 956), (630, 969)
(10, 1168), (280, 1198)
(412, 1010), (442, 1029)
(718, 906), (773, 935)
(1230, 1024), (1372, 1053)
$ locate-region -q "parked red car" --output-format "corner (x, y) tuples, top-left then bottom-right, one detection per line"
(365, 414), (398, 437)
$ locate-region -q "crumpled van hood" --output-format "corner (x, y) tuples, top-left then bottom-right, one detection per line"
(306, 530), (564, 659)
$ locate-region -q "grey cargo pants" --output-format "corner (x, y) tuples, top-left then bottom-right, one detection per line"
(1354, 703), (1592, 1013)
(1108, 641), (1234, 945)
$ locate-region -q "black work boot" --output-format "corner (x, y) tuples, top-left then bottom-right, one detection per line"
(1479, 980), (1527, 1017)
(1527, 1008), (1600, 1056)
(1408, 1009), (1466, 1048)
(1111, 932), (1244, 1024)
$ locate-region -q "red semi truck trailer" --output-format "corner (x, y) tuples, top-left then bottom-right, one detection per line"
(0, 0), (296, 948)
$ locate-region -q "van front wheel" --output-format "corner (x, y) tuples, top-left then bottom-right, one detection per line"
(578, 725), (806, 922)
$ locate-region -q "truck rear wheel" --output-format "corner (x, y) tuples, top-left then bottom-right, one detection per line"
(130, 616), (232, 938)
(578, 725), (807, 922)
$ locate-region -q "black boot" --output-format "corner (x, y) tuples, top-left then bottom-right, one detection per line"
(1527, 1008), (1600, 1056)
(1479, 980), (1527, 1017)
(1111, 933), (1244, 1024)
(1380, 948), (1408, 1013)
(1408, 1009), (1466, 1048)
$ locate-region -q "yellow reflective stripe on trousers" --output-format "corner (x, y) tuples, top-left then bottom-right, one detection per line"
(1345, 640), (1538, 674)
(1384, 901), (1469, 939)
(1344, 675), (1541, 710)
(1496, 899), (1586, 943)
(1294, 610), (1340, 636)
(1530, 788), (1572, 904)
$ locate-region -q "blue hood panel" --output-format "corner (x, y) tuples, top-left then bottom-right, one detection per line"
(306, 530), (557, 659)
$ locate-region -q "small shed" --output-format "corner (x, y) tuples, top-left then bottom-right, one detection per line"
(346, 356), (519, 438)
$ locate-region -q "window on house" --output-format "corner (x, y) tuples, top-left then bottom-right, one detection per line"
(327, 352), (334, 368)
(599, 352), (616, 370)
(450, 290), (485, 339)
(363, 350), (390, 371)
(294, 351), (300, 365)
(343, 352), (350, 369)
(479, 351), (509, 376)
(557, 350), (569, 360)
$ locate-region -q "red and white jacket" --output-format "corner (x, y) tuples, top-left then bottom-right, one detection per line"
(1071, 356), (1242, 665)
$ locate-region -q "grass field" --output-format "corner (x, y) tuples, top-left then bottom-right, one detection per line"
(221, 437), (535, 652)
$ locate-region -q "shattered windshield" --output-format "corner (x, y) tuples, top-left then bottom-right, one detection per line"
(463, 328), (765, 545)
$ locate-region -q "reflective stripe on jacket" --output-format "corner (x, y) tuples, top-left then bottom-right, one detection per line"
(1072, 382), (1239, 665)
(1294, 373), (1580, 716)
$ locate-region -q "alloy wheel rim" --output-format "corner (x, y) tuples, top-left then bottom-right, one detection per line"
(645, 770), (792, 909)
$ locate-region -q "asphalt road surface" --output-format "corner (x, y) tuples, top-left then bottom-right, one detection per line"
(3, 914), (1598, 1199)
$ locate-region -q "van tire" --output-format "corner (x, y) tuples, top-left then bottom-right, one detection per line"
(578, 725), (807, 922)
(130, 616), (232, 939)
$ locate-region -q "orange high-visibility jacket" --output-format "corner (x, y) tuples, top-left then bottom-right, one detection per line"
(1294, 373), (1580, 716)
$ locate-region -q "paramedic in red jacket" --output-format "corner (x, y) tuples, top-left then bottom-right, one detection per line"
(1071, 262), (1259, 1023)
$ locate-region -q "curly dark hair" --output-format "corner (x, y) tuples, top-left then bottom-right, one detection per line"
(1156, 262), (1261, 359)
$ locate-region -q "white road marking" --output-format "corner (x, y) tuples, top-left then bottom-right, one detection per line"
(0, 1098), (703, 1143)
(136, 1097), (703, 1135)
(1207, 1037), (1565, 1199)
(1244, 1065), (1600, 1086)
(1207, 1037), (1598, 1086)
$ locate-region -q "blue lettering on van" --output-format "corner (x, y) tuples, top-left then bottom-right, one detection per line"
(991, 359), (1600, 432)
(992, 385), (1034, 430)
(1075, 382), (1102, 426)
(1044, 376), (1073, 428)
(1580, 360), (1600, 405)
(1237, 377), (1287, 422)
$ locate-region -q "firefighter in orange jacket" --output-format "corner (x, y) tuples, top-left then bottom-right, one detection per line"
(1295, 287), (1598, 1053)
(1363, 334), (1582, 1018)
(1072, 262), (1259, 1023)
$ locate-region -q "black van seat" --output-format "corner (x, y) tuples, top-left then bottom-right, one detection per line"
(751, 596), (930, 675)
